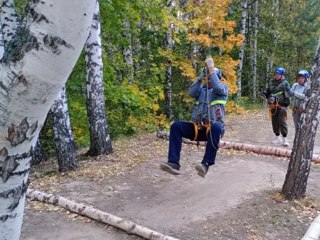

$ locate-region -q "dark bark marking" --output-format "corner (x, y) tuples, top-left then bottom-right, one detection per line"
(0, 181), (28, 212)
(43, 35), (74, 55)
(0, 149), (31, 182)
(0, 213), (17, 222)
(18, 74), (27, 86)
(6, 118), (38, 146)
(2, 26), (39, 63)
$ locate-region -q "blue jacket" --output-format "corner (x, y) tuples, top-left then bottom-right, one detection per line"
(189, 72), (228, 123)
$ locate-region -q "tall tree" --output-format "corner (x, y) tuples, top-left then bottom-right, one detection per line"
(281, 38), (320, 199)
(50, 87), (77, 171)
(0, 0), (95, 239)
(85, 0), (112, 156)
(236, 0), (248, 100)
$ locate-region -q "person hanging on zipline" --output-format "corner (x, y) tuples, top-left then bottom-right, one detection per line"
(160, 56), (228, 178)
(262, 67), (291, 147)
(289, 69), (310, 131)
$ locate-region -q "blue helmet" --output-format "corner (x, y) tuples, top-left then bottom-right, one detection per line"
(298, 69), (310, 78)
(274, 67), (286, 75)
(214, 67), (223, 79)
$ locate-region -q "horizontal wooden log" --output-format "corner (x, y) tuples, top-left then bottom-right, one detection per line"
(156, 130), (320, 163)
(26, 189), (179, 240)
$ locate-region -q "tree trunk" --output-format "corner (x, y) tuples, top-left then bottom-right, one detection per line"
(0, 22), (4, 59)
(236, 0), (248, 100)
(85, 0), (113, 156)
(31, 139), (46, 166)
(251, 0), (259, 100)
(281, 38), (320, 200)
(165, 20), (174, 121)
(0, 0), (18, 46)
(50, 87), (77, 172)
(27, 189), (179, 240)
(0, 1), (95, 239)
(156, 131), (320, 162)
(122, 19), (134, 82)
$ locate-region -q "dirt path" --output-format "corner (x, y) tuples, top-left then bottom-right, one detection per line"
(21, 109), (320, 240)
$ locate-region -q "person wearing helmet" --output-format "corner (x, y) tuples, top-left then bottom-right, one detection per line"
(160, 56), (228, 178)
(289, 70), (310, 131)
(263, 67), (291, 147)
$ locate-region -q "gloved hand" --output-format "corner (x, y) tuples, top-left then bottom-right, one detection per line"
(289, 90), (295, 97)
(281, 106), (287, 113)
(197, 67), (207, 81)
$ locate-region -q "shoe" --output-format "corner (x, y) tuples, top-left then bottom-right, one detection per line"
(160, 162), (180, 175)
(195, 163), (209, 178)
(271, 135), (282, 145)
(283, 137), (289, 147)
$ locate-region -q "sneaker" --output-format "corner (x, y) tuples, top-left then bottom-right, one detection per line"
(160, 162), (180, 175)
(283, 137), (289, 147)
(271, 135), (282, 145)
(195, 163), (209, 178)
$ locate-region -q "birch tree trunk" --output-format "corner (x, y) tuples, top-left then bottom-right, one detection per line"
(0, 0), (18, 46)
(0, 1), (95, 239)
(281, 38), (320, 200)
(122, 19), (134, 82)
(165, 22), (174, 121)
(85, 0), (112, 156)
(251, 0), (259, 100)
(0, 23), (4, 59)
(236, 0), (248, 100)
(50, 87), (77, 172)
(31, 139), (46, 166)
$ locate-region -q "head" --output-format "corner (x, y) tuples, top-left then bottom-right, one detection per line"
(297, 70), (309, 84)
(274, 67), (285, 80)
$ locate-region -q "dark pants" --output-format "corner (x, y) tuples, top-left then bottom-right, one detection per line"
(168, 121), (224, 167)
(271, 108), (288, 137)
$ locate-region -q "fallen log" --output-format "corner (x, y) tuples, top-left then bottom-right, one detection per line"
(26, 189), (179, 240)
(156, 131), (320, 163)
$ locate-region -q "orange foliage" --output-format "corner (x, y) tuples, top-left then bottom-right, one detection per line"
(179, 0), (244, 93)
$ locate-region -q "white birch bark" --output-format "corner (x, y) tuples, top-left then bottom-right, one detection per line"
(85, 0), (112, 156)
(251, 0), (259, 100)
(122, 19), (134, 82)
(0, 23), (4, 59)
(0, 0), (18, 46)
(165, 21), (174, 121)
(50, 87), (77, 171)
(0, 1), (95, 239)
(27, 189), (179, 240)
(282, 38), (320, 199)
(236, 0), (248, 99)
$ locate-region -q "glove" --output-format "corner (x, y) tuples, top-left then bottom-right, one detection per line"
(197, 67), (207, 81)
(289, 90), (295, 97)
(281, 106), (287, 112)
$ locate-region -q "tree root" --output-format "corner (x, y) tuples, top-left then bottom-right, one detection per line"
(26, 189), (179, 240)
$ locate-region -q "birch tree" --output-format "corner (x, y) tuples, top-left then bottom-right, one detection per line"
(50, 87), (77, 171)
(281, 38), (320, 200)
(85, 0), (112, 156)
(0, 1), (95, 239)
(251, 0), (258, 100)
(236, 0), (248, 99)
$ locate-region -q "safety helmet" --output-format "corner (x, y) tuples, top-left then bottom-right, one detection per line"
(297, 69), (310, 79)
(215, 67), (223, 79)
(274, 67), (286, 75)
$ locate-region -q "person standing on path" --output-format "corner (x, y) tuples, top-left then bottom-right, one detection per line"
(160, 56), (228, 178)
(289, 70), (310, 131)
(262, 67), (291, 147)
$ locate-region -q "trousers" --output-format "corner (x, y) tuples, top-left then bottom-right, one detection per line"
(168, 120), (224, 167)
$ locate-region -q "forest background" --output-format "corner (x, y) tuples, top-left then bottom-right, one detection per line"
(31, 0), (320, 155)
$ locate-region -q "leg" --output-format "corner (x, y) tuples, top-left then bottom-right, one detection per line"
(279, 109), (288, 137)
(202, 121), (224, 166)
(271, 110), (280, 135)
(161, 121), (194, 174)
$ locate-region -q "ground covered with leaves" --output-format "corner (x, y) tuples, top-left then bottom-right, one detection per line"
(22, 110), (320, 240)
